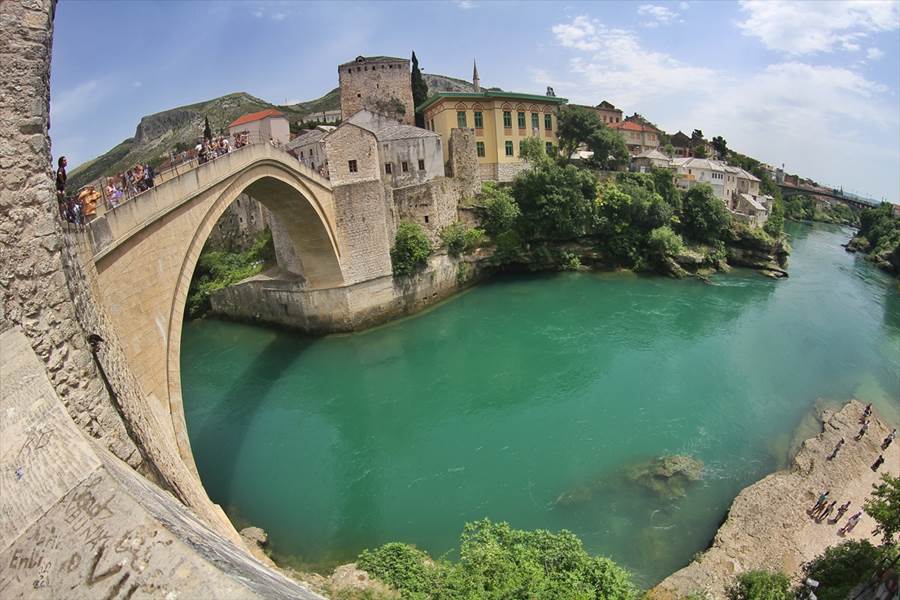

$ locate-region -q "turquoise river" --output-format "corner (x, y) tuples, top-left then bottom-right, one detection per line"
(182, 222), (900, 585)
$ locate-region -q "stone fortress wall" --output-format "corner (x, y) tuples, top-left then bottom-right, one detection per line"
(0, 2), (322, 597)
(339, 56), (416, 125)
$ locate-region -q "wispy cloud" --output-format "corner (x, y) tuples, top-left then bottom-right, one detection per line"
(454, 0), (475, 9)
(51, 79), (110, 123)
(737, 0), (900, 55)
(867, 47), (884, 60)
(637, 4), (682, 27)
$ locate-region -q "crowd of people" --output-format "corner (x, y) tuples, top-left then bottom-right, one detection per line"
(808, 403), (896, 537)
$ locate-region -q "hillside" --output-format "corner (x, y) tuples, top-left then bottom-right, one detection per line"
(67, 73), (489, 191)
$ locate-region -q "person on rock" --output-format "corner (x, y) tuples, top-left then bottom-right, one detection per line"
(827, 438), (845, 460)
(871, 455), (885, 472)
(829, 500), (851, 524)
(883, 429), (896, 451)
(855, 419), (870, 441)
(809, 490), (829, 516)
(839, 511), (862, 535)
(861, 403), (872, 423)
(816, 500), (836, 523)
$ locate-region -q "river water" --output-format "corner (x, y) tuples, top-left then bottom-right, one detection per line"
(182, 222), (899, 585)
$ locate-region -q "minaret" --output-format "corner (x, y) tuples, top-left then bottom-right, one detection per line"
(473, 59), (481, 93)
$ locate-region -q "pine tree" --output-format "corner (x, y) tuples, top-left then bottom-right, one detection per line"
(411, 51), (429, 128)
(203, 116), (213, 142)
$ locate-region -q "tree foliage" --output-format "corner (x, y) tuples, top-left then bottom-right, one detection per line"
(557, 106), (604, 163)
(357, 519), (638, 600)
(391, 221), (433, 277)
(440, 222), (485, 257)
(725, 570), (792, 600)
(203, 116), (213, 142)
(865, 473), (900, 544)
(647, 226), (684, 263)
(595, 178), (673, 265)
(681, 183), (731, 243)
(512, 155), (598, 240)
(411, 51), (429, 128)
(587, 126), (629, 170)
(711, 135), (727, 159)
(802, 540), (896, 600)
(479, 181), (521, 237)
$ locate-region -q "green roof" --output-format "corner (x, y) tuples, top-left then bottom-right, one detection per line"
(416, 91), (568, 112)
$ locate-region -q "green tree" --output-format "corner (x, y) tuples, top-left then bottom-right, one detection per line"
(865, 473), (900, 544)
(203, 116), (213, 142)
(725, 570), (792, 600)
(691, 129), (704, 144)
(479, 181), (520, 237)
(390, 221), (433, 277)
(764, 197), (785, 237)
(519, 136), (547, 164)
(587, 126), (629, 170)
(802, 541), (895, 600)
(440, 222), (485, 257)
(692, 144), (708, 159)
(680, 183), (731, 243)
(711, 135), (727, 159)
(595, 180), (672, 265)
(557, 106), (604, 163)
(651, 167), (682, 213)
(512, 157), (598, 240)
(411, 51), (429, 128)
(647, 226), (684, 264)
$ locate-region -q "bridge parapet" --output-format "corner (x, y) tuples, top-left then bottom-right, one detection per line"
(87, 142), (332, 260)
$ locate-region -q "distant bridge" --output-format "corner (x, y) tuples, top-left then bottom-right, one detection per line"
(79, 141), (392, 473)
(778, 182), (884, 211)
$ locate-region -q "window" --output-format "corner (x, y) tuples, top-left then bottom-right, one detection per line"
(505, 141), (514, 156)
(476, 142), (485, 157)
(518, 140), (524, 155)
(474, 111), (483, 129)
(424, 215), (429, 224)
(418, 159), (425, 170)
(503, 111), (512, 128)
(531, 113), (539, 130)
(517, 111), (526, 128)
(348, 160), (358, 172)
(457, 111), (467, 128)
(402, 161), (409, 172)
(384, 163), (392, 174)
(544, 114), (552, 130)
(546, 142), (553, 154)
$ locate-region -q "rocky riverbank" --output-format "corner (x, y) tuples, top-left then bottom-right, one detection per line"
(649, 399), (898, 600)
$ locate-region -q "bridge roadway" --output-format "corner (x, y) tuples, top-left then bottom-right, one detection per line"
(80, 141), (390, 475)
(778, 182), (882, 210)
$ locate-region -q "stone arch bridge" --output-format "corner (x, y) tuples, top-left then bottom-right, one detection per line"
(81, 142), (393, 473)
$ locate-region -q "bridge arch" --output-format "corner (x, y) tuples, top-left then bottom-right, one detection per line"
(88, 145), (344, 472)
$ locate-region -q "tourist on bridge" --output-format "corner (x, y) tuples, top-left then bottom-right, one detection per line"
(855, 419), (870, 441)
(55, 155), (67, 218)
(883, 429), (896, 450)
(839, 511), (862, 535)
(871, 454), (885, 472)
(829, 500), (851, 524)
(816, 500), (836, 523)
(809, 490), (829, 516)
(827, 438), (845, 460)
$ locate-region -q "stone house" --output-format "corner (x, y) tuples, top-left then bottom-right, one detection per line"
(227, 108), (290, 145)
(594, 100), (623, 125)
(338, 55), (415, 125)
(672, 157), (727, 199)
(323, 110), (444, 188)
(632, 148), (672, 172)
(285, 125), (334, 174)
(610, 120), (661, 156)
(304, 109), (341, 124)
(670, 131), (692, 157)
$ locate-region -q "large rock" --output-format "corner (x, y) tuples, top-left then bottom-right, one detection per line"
(626, 455), (704, 499)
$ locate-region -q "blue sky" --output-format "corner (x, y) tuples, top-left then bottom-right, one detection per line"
(52, 0), (900, 201)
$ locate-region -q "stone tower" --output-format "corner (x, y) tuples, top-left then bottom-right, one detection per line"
(339, 55), (415, 125)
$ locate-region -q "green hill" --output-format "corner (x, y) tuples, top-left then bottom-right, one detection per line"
(66, 74), (490, 190)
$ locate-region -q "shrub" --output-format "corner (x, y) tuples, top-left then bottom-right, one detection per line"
(479, 181), (521, 237)
(440, 222), (485, 257)
(357, 543), (435, 596)
(391, 221), (433, 277)
(512, 158), (598, 241)
(725, 570), (792, 600)
(647, 226), (684, 262)
(680, 184), (732, 243)
(864, 473), (900, 544)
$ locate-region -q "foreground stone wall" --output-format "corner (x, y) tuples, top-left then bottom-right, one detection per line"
(391, 177), (460, 244)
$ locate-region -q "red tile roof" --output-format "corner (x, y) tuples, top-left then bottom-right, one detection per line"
(228, 108), (286, 128)
(609, 120), (658, 133)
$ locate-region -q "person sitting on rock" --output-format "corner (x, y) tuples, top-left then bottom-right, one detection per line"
(883, 429), (896, 451)
(871, 455), (885, 472)
(855, 419), (870, 441)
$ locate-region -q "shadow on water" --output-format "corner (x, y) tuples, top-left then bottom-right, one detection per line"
(187, 331), (315, 501)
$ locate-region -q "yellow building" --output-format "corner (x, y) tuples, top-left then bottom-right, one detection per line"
(418, 87), (567, 182)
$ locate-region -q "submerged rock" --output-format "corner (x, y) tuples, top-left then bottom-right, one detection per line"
(626, 455), (704, 499)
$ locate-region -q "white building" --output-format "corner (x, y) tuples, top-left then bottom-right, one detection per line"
(227, 109), (290, 145)
(632, 148), (672, 172)
(285, 125), (335, 175)
(673, 157), (726, 200)
(674, 158), (772, 227)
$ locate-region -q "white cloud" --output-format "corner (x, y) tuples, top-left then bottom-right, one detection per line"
(454, 0), (475, 9)
(867, 46), (885, 60)
(737, 0), (900, 55)
(637, 4), (680, 27)
(547, 15), (900, 200)
(551, 16), (716, 106)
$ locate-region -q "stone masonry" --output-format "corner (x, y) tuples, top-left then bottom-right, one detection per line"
(448, 128), (481, 198)
(339, 56), (415, 125)
(324, 123), (380, 186)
